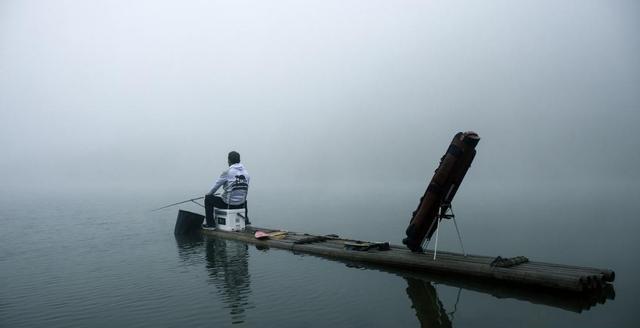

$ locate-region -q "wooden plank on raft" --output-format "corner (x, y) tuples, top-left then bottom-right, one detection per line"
(200, 226), (615, 292)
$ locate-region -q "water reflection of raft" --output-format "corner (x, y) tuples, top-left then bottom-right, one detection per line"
(176, 210), (614, 293)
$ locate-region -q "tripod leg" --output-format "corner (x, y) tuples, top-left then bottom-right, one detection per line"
(433, 218), (440, 260)
(452, 216), (466, 256)
(421, 218), (438, 251)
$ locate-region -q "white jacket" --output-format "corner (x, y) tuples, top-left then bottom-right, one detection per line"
(208, 163), (250, 205)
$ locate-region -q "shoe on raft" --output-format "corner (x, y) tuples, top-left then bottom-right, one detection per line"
(202, 224), (216, 230)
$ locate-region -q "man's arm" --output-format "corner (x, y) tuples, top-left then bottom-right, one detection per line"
(207, 170), (227, 195)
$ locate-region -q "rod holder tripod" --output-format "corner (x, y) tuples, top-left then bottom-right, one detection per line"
(422, 203), (466, 260)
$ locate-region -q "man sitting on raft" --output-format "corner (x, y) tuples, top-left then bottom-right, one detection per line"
(204, 151), (250, 228)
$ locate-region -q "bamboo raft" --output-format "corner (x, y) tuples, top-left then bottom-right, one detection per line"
(198, 224), (614, 293)
(168, 132), (615, 296)
(175, 231), (614, 313)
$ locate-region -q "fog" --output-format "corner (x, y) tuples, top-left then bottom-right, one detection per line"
(1, 0), (638, 200)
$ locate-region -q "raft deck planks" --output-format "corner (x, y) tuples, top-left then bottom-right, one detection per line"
(200, 226), (614, 292)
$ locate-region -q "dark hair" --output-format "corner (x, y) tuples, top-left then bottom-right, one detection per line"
(228, 151), (240, 164)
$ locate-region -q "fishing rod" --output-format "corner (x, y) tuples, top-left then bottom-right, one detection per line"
(152, 196), (205, 211)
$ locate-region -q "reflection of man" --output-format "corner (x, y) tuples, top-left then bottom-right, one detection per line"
(174, 235), (253, 324)
(205, 238), (252, 324)
(204, 151), (250, 227)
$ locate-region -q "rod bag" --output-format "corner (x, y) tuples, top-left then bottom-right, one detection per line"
(403, 131), (480, 252)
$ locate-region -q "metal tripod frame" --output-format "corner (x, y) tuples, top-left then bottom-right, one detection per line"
(421, 204), (466, 260)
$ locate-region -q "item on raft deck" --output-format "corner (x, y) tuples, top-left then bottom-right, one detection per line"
(403, 131), (480, 252)
(215, 208), (246, 232)
(294, 235), (329, 244)
(293, 234), (339, 244)
(490, 256), (529, 268)
(268, 231), (288, 239)
(254, 231), (288, 240)
(344, 241), (391, 251)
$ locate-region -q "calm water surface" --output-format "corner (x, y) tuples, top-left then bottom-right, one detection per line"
(1, 185), (638, 327)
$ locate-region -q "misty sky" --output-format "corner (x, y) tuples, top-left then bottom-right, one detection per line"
(1, 0), (638, 197)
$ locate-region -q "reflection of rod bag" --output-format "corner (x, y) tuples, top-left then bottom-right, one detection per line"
(403, 132), (480, 252)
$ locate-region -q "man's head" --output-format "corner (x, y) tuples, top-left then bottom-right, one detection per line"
(228, 151), (240, 165)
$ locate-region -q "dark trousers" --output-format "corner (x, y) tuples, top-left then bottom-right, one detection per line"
(204, 194), (248, 226)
